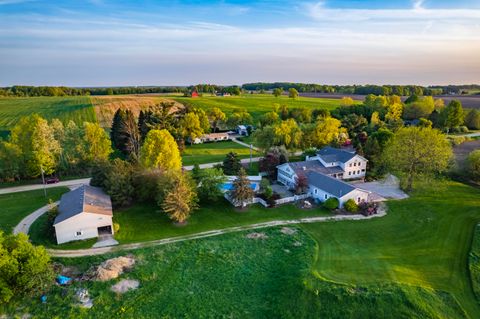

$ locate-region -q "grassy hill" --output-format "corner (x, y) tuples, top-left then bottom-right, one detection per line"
(0, 96), (96, 135)
(170, 94), (352, 122)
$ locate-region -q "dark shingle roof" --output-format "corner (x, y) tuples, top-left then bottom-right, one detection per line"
(305, 171), (358, 198)
(288, 160), (343, 176)
(54, 185), (112, 225)
(316, 146), (357, 163)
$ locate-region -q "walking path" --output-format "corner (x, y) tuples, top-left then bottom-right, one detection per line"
(46, 207), (386, 258)
(0, 178), (91, 195)
(231, 137), (261, 152)
(13, 201), (59, 235)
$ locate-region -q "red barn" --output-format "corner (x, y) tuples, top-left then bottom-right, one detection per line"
(191, 91), (199, 98)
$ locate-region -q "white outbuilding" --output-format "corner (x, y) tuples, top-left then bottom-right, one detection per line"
(53, 185), (114, 245)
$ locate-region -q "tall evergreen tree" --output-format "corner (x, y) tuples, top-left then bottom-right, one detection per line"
(111, 108), (127, 151)
(229, 168), (254, 208)
(222, 152), (242, 175)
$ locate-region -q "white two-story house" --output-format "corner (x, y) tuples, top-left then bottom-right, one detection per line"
(276, 146), (370, 207)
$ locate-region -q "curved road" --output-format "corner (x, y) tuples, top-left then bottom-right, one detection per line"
(0, 178), (91, 195)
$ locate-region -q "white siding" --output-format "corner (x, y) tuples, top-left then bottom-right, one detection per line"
(309, 186), (369, 208)
(343, 156), (367, 179)
(54, 213), (113, 245)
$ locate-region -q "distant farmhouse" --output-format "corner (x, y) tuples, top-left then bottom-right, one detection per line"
(53, 185), (114, 245)
(236, 125), (253, 136)
(192, 132), (230, 144)
(277, 147), (369, 207)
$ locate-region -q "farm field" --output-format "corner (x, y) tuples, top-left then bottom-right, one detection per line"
(181, 140), (258, 166)
(90, 95), (182, 128)
(0, 187), (69, 233)
(0, 96), (96, 135)
(170, 94), (352, 122)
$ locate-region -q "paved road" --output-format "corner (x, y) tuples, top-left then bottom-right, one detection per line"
(13, 201), (59, 235)
(0, 178), (91, 195)
(47, 206), (386, 257)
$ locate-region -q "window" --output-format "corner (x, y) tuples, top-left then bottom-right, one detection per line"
(362, 169), (365, 172)
(358, 170), (360, 174)
(75, 231), (83, 236)
(348, 172), (351, 176)
(353, 162), (356, 166)
(349, 163), (352, 167)
(357, 197), (361, 203)
(324, 194), (328, 199)
(314, 189), (318, 194)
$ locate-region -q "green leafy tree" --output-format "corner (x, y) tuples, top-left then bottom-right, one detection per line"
(418, 118), (432, 128)
(341, 97), (354, 107)
(180, 112), (204, 144)
(81, 122), (113, 164)
(468, 150), (480, 182)
(273, 88), (282, 97)
(273, 119), (303, 149)
(197, 168), (227, 201)
(260, 111), (280, 127)
(10, 114), (61, 177)
(160, 173), (198, 224)
(223, 152), (242, 175)
(304, 117), (342, 148)
(252, 126), (276, 150)
(195, 108), (211, 133)
(403, 97), (435, 120)
(140, 129), (182, 171)
(385, 103), (403, 122)
(103, 158), (135, 207)
(229, 168), (254, 208)
(383, 127), (452, 191)
(208, 107), (226, 132)
(442, 100), (464, 129)
(465, 109), (480, 130)
(0, 232), (54, 303)
(0, 141), (22, 181)
(288, 88), (299, 99)
(227, 109), (253, 127)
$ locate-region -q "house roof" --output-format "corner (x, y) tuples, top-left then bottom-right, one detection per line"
(54, 185), (112, 225)
(203, 132), (229, 138)
(317, 146), (365, 163)
(305, 171), (359, 198)
(237, 125), (247, 130)
(287, 160), (343, 176)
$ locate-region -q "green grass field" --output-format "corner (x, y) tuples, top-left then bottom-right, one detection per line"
(469, 224), (480, 303)
(0, 96), (96, 133)
(0, 187), (69, 233)
(4, 179), (480, 317)
(170, 94), (351, 123)
(300, 179), (480, 318)
(181, 140), (259, 166)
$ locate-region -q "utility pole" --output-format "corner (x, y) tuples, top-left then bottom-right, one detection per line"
(249, 143), (253, 170)
(40, 165), (47, 198)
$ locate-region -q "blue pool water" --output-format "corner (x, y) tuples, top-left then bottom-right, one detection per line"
(220, 183), (258, 191)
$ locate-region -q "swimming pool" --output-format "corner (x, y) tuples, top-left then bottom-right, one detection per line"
(220, 183), (258, 191)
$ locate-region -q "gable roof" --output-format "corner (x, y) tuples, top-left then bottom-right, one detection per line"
(306, 171), (361, 198)
(286, 160), (343, 176)
(317, 146), (366, 163)
(54, 185), (112, 225)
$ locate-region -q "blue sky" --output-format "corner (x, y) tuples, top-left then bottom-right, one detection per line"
(1, 0), (479, 86)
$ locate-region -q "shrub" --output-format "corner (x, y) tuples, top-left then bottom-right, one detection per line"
(344, 199), (359, 213)
(113, 222), (120, 234)
(323, 197), (339, 210)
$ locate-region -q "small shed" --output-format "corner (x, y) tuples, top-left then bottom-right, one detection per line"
(53, 185), (113, 245)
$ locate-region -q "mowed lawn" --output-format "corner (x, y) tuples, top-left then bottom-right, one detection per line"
(113, 199), (329, 244)
(181, 141), (259, 166)
(170, 94), (353, 122)
(300, 180), (480, 318)
(0, 96), (96, 133)
(0, 187), (69, 233)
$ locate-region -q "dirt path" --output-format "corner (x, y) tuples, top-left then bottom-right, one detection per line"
(47, 208), (386, 258)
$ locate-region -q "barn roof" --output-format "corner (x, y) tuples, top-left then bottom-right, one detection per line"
(54, 185), (112, 225)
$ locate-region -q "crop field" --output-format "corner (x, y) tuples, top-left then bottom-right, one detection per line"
(91, 95), (183, 128)
(0, 96), (96, 134)
(181, 140), (258, 166)
(170, 94), (352, 122)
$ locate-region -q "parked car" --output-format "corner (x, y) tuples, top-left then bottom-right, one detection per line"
(45, 177), (60, 184)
